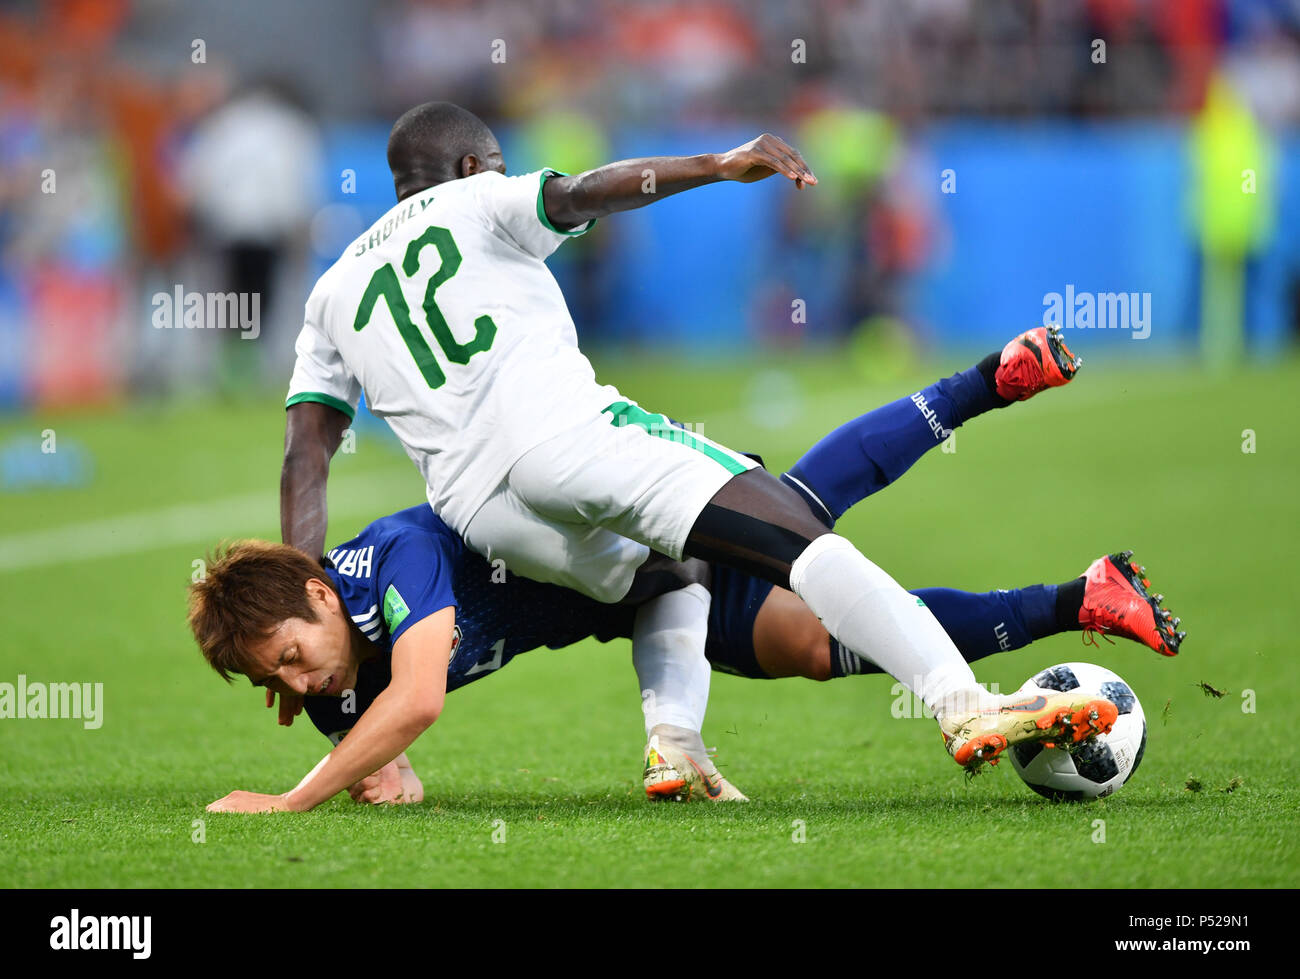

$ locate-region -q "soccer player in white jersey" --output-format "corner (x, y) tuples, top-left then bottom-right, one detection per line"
(254, 101), (1116, 815)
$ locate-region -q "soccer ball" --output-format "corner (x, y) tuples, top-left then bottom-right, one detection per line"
(1009, 662), (1147, 801)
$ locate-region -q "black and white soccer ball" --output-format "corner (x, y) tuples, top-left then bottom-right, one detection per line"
(1009, 662), (1147, 801)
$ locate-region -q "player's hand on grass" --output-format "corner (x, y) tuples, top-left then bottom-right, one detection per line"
(716, 133), (817, 188)
(206, 790), (295, 814)
(349, 756), (424, 805)
(398, 764), (424, 804)
(266, 688), (304, 726)
(348, 762), (401, 804)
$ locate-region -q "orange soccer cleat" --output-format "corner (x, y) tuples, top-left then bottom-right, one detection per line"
(1079, 550), (1185, 657)
(995, 325), (1083, 401)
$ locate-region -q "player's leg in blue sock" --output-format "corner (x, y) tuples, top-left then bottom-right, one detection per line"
(781, 356), (1005, 525)
(828, 582), (1082, 677)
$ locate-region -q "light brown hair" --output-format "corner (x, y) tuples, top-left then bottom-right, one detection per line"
(188, 540), (329, 682)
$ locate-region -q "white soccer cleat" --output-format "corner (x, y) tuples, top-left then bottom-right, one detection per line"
(643, 734), (748, 802)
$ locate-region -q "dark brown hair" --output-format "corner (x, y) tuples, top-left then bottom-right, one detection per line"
(188, 540), (329, 682)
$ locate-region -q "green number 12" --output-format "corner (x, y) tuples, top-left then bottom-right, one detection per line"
(352, 226), (497, 388)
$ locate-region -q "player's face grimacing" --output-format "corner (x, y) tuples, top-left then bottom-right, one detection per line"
(242, 579), (360, 698)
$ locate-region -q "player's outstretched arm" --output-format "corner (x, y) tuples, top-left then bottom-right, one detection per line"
(206, 609), (452, 814)
(281, 401), (351, 558)
(541, 133), (817, 230)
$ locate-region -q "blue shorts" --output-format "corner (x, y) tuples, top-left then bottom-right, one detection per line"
(705, 564), (777, 679)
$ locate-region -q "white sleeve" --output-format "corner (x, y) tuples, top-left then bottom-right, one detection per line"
(285, 303), (362, 420)
(473, 168), (595, 260)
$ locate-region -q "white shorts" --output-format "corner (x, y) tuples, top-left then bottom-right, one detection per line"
(461, 401), (759, 603)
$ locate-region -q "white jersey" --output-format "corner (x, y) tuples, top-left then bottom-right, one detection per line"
(286, 169), (622, 533)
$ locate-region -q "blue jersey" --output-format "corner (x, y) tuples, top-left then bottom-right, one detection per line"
(321, 505), (467, 666)
(304, 504), (633, 742)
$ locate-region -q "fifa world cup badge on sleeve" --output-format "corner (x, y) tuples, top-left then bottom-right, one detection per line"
(383, 585), (411, 633)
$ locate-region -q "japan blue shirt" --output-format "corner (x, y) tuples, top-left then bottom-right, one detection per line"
(304, 504), (632, 743)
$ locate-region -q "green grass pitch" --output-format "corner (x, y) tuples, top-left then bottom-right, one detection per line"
(2, 350), (1297, 888)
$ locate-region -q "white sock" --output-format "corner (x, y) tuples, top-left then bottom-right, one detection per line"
(632, 583), (712, 736)
(788, 534), (988, 715)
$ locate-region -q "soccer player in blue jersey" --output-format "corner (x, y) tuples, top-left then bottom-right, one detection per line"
(193, 333), (1183, 811)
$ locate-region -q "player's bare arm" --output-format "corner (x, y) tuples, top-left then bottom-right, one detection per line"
(274, 401), (350, 725)
(281, 401), (351, 559)
(208, 611), (450, 813)
(541, 133), (817, 230)
(284, 610), (449, 812)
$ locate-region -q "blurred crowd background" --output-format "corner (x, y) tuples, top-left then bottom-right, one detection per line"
(2, 0), (1300, 410)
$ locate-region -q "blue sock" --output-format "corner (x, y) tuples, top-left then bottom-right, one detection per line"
(830, 584), (1059, 676)
(782, 362), (1002, 525)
